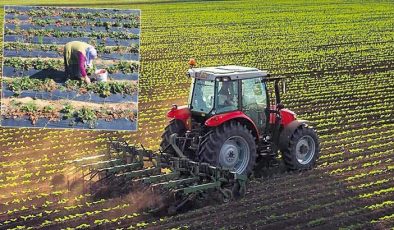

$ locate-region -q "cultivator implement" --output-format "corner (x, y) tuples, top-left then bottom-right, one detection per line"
(75, 137), (247, 214)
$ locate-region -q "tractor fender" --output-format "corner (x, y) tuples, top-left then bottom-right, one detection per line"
(167, 105), (191, 129)
(278, 119), (310, 151)
(167, 105), (191, 120)
(205, 111), (259, 138)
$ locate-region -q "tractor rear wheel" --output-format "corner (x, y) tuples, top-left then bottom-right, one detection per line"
(160, 119), (186, 155)
(198, 121), (257, 175)
(281, 124), (320, 170)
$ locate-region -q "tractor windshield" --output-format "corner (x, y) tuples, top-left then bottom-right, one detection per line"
(190, 79), (215, 113)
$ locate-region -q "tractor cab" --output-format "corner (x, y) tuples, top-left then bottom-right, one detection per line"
(187, 65), (270, 134)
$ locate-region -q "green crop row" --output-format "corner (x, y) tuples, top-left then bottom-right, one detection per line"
(5, 28), (139, 40)
(27, 18), (140, 29)
(4, 42), (139, 54)
(4, 77), (138, 97)
(3, 57), (139, 74)
(6, 8), (139, 21)
(5, 100), (136, 128)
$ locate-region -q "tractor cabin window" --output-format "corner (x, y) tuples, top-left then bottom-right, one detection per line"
(190, 79), (215, 113)
(216, 80), (239, 114)
(242, 78), (267, 129)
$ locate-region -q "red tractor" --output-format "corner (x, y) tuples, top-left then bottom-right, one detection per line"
(160, 65), (320, 175)
(75, 64), (321, 212)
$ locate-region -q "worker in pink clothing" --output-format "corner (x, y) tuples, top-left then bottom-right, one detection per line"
(64, 41), (97, 84)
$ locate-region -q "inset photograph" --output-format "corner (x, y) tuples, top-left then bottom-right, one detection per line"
(1, 5), (140, 131)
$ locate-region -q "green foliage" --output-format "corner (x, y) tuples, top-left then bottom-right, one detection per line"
(42, 105), (55, 113)
(6, 77), (37, 94)
(5, 77), (58, 95)
(22, 9), (139, 21)
(30, 17), (139, 28)
(9, 99), (22, 108)
(76, 107), (97, 128)
(37, 35), (44, 45)
(61, 103), (75, 120)
(64, 79), (137, 97)
(4, 57), (139, 75)
(3, 42), (139, 54)
(4, 58), (63, 70)
(95, 82), (111, 97)
(86, 64), (96, 76)
(307, 218), (326, 227)
(20, 101), (38, 113)
(5, 28), (139, 40)
(107, 61), (139, 74)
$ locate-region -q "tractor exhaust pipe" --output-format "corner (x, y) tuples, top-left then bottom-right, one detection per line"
(274, 79), (281, 105)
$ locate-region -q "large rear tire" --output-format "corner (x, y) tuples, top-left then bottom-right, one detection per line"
(198, 121), (257, 175)
(160, 119), (186, 155)
(281, 124), (320, 170)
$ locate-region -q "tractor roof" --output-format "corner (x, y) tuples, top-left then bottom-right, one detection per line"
(187, 65), (269, 81)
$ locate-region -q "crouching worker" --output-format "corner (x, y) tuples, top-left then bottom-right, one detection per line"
(64, 41), (97, 84)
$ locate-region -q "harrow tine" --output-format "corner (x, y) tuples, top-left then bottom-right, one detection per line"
(117, 167), (161, 180)
(74, 154), (106, 165)
(151, 177), (199, 190)
(97, 162), (144, 174)
(81, 159), (123, 169)
(133, 171), (181, 184)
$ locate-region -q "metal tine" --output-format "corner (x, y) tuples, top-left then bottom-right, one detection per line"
(150, 177), (200, 190)
(81, 159), (123, 169)
(116, 167), (161, 180)
(97, 162), (144, 174)
(133, 171), (181, 184)
(173, 181), (220, 195)
(74, 154), (106, 165)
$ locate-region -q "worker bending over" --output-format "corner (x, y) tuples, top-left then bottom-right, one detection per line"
(64, 41), (97, 84)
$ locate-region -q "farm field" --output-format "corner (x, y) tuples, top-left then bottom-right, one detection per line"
(1, 6), (140, 130)
(1, 0), (394, 229)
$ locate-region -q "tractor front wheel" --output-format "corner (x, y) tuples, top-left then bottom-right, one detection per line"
(160, 119), (186, 155)
(199, 121), (257, 175)
(282, 124), (320, 170)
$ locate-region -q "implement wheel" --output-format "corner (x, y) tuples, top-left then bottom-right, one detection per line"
(281, 124), (320, 170)
(160, 119), (186, 155)
(198, 121), (256, 175)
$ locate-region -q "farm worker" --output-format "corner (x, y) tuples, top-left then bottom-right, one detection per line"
(64, 41), (97, 84)
(218, 81), (236, 107)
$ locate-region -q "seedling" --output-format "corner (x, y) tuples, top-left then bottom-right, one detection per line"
(42, 105), (55, 113)
(76, 107), (97, 128)
(61, 103), (75, 120)
(20, 101), (38, 113)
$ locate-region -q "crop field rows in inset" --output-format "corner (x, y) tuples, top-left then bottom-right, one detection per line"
(1, 6), (140, 130)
